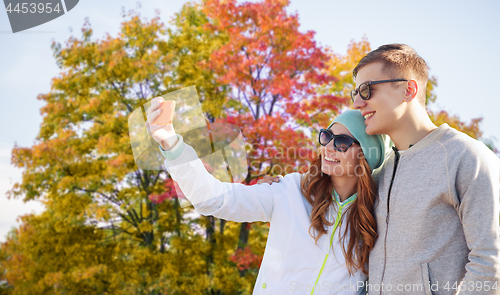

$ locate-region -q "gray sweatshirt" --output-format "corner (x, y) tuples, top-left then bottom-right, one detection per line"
(369, 124), (500, 295)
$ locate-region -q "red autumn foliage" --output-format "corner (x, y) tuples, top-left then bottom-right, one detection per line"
(149, 178), (184, 204)
(229, 246), (263, 271)
(201, 0), (348, 179)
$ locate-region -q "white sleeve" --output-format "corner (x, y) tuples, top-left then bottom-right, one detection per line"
(164, 144), (277, 222)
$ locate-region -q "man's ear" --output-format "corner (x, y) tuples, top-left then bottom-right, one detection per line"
(404, 79), (418, 102)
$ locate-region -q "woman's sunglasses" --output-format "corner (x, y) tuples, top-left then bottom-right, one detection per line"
(318, 129), (360, 152)
(350, 79), (407, 102)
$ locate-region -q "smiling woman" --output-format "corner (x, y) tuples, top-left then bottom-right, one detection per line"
(146, 96), (386, 294)
(303, 110), (386, 280)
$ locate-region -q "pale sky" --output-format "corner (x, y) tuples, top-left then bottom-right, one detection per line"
(1, 0), (499, 241)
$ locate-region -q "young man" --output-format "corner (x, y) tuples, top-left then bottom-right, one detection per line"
(351, 44), (500, 294)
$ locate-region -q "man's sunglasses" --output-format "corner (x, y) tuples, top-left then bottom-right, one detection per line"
(318, 129), (360, 152)
(350, 79), (407, 102)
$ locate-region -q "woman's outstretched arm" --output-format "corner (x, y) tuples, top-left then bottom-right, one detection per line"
(145, 96), (279, 222)
(162, 139), (276, 222)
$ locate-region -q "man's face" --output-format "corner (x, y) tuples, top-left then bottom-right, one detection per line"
(352, 62), (407, 136)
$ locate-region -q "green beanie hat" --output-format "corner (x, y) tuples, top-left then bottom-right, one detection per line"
(327, 110), (386, 171)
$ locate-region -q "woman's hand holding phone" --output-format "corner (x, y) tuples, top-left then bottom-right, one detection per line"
(145, 97), (177, 150)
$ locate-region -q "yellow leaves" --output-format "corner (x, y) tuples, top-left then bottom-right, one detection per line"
(58, 176), (75, 191)
(71, 264), (107, 282)
(429, 109), (483, 139)
(325, 38), (371, 98)
(425, 75), (438, 105)
(0, 210), (127, 294)
(157, 212), (171, 225)
(138, 221), (153, 233)
(83, 97), (101, 113)
(9, 144), (33, 169)
(53, 220), (69, 234)
(96, 207), (112, 222)
(96, 133), (114, 154)
(108, 50), (126, 69)
(86, 203), (112, 222)
(31, 141), (50, 160)
(41, 271), (64, 288)
(107, 154), (135, 178)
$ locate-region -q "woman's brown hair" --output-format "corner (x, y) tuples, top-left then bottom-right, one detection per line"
(300, 150), (378, 275)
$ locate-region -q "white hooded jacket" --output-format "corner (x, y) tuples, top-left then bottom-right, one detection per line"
(161, 138), (367, 295)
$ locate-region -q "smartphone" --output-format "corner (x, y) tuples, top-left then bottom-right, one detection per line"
(153, 100), (176, 125)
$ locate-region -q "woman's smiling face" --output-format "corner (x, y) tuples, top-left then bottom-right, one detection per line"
(321, 123), (362, 178)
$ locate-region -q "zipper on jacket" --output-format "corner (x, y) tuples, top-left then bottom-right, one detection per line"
(310, 192), (356, 295)
(379, 146), (400, 295)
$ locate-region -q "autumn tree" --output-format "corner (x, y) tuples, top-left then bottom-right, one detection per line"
(0, 211), (122, 294)
(194, 0), (346, 268)
(2, 8), (223, 295)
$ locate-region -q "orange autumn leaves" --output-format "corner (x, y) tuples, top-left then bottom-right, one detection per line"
(200, 0), (346, 180)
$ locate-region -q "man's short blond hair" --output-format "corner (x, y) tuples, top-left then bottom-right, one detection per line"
(353, 44), (429, 104)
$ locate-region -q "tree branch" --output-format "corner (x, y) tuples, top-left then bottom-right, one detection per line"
(240, 89), (257, 119)
(268, 93), (280, 116)
(72, 186), (121, 206)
